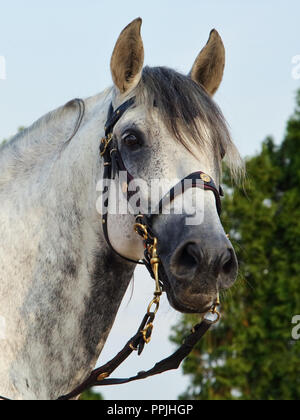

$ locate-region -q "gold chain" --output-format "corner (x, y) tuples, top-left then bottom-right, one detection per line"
(134, 218), (163, 345)
(134, 217), (221, 343)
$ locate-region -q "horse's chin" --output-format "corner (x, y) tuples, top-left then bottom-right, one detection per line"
(160, 270), (216, 315)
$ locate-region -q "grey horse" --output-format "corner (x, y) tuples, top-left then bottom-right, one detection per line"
(0, 18), (243, 399)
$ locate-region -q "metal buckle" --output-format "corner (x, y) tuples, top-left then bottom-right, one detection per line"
(97, 372), (110, 381)
(100, 133), (113, 157)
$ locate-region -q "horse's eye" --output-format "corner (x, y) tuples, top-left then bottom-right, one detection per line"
(123, 133), (140, 147)
(220, 146), (226, 159)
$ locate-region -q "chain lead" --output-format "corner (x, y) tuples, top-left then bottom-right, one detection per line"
(134, 218), (163, 344)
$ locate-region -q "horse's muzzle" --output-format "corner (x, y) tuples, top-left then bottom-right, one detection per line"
(170, 238), (237, 288)
(158, 226), (238, 314)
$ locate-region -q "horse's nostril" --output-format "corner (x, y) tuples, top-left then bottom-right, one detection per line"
(180, 243), (199, 270)
(222, 249), (235, 275)
(171, 242), (201, 278)
(170, 240), (238, 286)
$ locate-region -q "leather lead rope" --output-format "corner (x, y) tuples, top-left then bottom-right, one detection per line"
(57, 317), (216, 400)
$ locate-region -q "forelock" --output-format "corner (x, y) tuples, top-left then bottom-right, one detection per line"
(132, 66), (244, 181)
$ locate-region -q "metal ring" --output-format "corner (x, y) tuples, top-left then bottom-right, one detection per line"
(142, 323), (154, 344)
(147, 297), (160, 315)
(129, 343), (138, 351)
(110, 148), (117, 156)
(204, 307), (221, 325)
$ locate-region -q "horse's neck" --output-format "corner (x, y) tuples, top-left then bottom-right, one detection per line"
(0, 91), (134, 400)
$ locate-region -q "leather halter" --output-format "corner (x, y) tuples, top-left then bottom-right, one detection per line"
(100, 96), (223, 267)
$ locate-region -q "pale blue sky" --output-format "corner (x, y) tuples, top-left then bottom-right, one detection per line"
(0, 0), (299, 400)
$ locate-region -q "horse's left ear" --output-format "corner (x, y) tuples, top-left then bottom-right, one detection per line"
(189, 29), (225, 96)
(111, 18), (144, 95)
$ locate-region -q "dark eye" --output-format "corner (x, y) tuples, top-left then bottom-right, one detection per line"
(122, 130), (143, 148)
(124, 134), (138, 146)
(220, 146), (226, 159)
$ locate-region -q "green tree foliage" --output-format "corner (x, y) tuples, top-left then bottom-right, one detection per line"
(79, 389), (104, 401)
(171, 91), (300, 400)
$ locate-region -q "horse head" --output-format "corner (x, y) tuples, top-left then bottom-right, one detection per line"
(102, 18), (244, 315)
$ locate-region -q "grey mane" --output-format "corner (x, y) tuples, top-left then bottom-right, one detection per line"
(134, 67), (244, 179)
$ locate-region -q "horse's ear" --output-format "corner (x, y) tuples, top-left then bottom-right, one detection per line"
(189, 29), (225, 96)
(111, 18), (144, 94)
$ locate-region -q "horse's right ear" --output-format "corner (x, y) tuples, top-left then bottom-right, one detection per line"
(111, 18), (144, 95)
